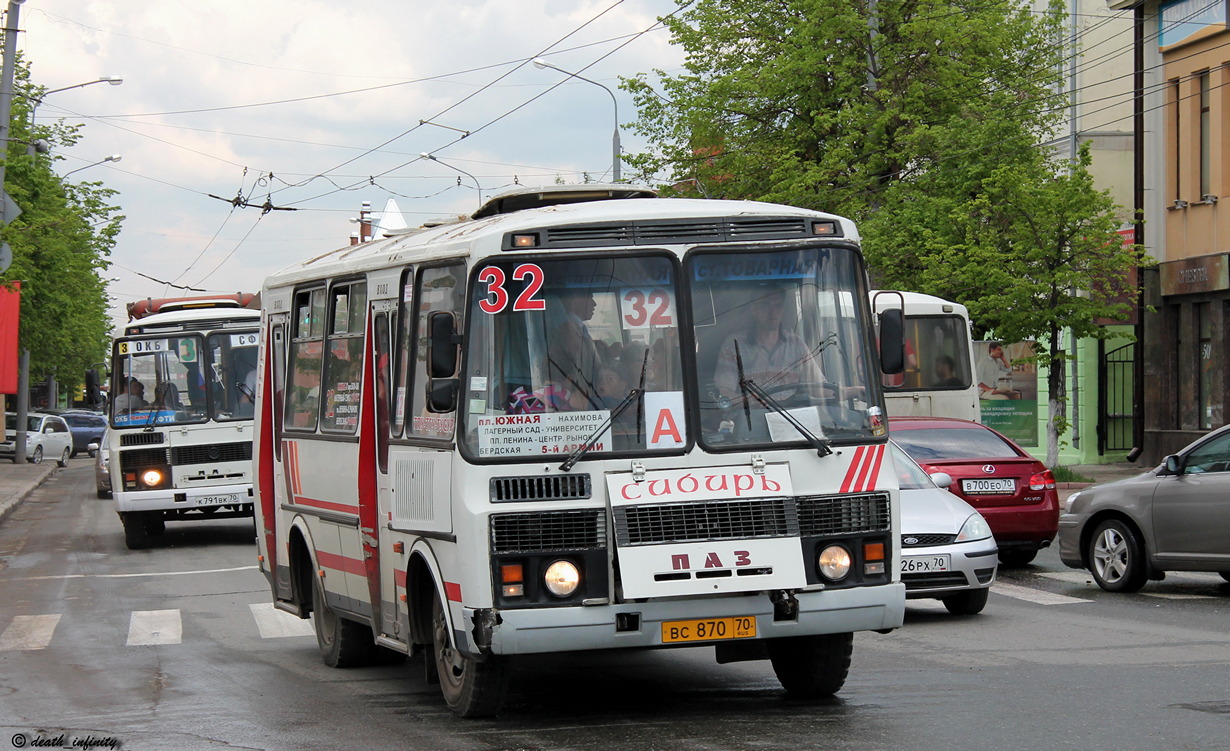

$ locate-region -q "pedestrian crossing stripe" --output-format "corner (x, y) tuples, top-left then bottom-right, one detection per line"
(0, 604), (313, 651)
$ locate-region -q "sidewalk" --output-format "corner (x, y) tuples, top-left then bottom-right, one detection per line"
(1056, 461), (1147, 501)
(0, 461), (58, 523)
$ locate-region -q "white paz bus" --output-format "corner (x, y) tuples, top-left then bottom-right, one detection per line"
(253, 186), (908, 716)
(108, 296), (261, 549)
(874, 290), (979, 421)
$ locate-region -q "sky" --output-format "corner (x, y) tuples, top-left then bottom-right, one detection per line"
(14, 0), (685, 331)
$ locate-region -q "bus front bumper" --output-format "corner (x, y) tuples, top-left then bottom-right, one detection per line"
(473, 582), (906, 656)
(114, 482), (253, 514)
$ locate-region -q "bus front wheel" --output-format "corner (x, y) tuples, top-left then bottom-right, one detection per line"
(121, 512), (148, 550)
(767, 632), (853, 699)
(431, 594), (509, 717)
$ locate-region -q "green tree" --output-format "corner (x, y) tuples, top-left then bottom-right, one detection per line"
(867, 142), (1140, 466)
(624, 0), (1138, 464)
(1, 57), (122, 403)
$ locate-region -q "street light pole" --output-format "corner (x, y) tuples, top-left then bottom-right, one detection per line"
(28, 76), (123, 156)
(1, 1), (26, 462)
(532, 58), (621, 183)
(63, 154), (122, 178)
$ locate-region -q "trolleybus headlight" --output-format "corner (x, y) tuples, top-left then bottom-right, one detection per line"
(543, 560), (581, 597)
(140, 469), (165, 488)
(818, 545), (852, 581)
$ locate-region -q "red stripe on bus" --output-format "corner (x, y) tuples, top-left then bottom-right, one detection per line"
(394, 569), (407, 587)
(853, 444), (882, 492)
(445, 582), (462, 602)
(295, 496), (359, 515)
(856, 444), (885, 492)
(840, 446), (866, 493)
(316, 550), (367, 577)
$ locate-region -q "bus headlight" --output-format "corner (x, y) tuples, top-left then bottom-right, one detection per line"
(543, 560), (581, 597)
(140, 469), (165, 488)
(818, 545), (852, 581)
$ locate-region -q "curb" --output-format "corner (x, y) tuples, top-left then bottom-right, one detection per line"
(0, 465), (58, 525)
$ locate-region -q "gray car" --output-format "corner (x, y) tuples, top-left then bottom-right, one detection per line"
(1059, 424), (1230, 592)
(893, 443), (999, 615)
(90, 429), (112, 499)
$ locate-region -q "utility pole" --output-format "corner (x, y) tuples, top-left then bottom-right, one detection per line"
(1, 0), (27, 462)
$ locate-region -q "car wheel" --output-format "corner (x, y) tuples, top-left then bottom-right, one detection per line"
(998, 550), (1037, 567)
(766, 632), (853, 699)
(312, 575), (375, 668)
(57, 447), (71, 467)
(1088, 519), (1148, 592)
(29, 446), (43, 464)
(432, 593), (509, 717)
(942, 588), (989, 615)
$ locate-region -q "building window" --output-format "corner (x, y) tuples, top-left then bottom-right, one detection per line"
(1199, 70), (1211, 198)
(1170, 78), (1182, 201)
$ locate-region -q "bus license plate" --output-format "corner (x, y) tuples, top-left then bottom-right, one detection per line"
(196, 494), (240, 507)
(962, 478), (1016, 494)
(902, 554), (951, 573)
(661, 616), (756, 644)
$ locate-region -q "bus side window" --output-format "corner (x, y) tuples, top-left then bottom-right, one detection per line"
(321, 280), (367, 434)
(409, 263), (464, 439)
(285, 287), (326, 431)
(392, 267), (414, 437)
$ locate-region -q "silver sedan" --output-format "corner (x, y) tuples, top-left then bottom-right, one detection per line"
(1059, 424), (1230, 592)
(893, 443), (998, 615)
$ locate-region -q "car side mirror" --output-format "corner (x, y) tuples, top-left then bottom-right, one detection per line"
(87, 442), (100, 452)
(929, 472), (953, 489)
(1163, 454), (1183, 475)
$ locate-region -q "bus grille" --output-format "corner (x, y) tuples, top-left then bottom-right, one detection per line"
(795, 492), (891, 537)
(491, 474), (591, 503)
(490, 510), (605, 553)
(614, 498), (794, 546)
(120, 432), (165, 446)
(119, 448), (170, 472)
(172, 442), (252, 466)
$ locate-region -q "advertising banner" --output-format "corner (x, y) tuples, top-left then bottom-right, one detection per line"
(0, 283), (20, 394)
(975, 339), (1038, 445)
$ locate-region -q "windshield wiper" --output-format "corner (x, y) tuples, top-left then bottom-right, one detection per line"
(558, 387), (642, 472)
(739, 377), (833, 458)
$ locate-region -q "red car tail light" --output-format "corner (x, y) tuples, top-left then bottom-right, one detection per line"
(1029, 469), (1056, 491)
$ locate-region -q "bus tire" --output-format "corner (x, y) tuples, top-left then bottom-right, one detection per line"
(431, 594), (509, 717)
(145, 515), (165, 536)
(121, 512), (149, 550)
(767, 632), (853, 699)
(312, 575), (375, 668)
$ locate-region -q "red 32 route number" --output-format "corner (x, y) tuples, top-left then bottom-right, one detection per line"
(477, 263), (546, 314)
(621, 287), (674, 328)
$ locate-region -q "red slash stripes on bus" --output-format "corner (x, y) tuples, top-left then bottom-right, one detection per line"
(840, 445), (885, 493)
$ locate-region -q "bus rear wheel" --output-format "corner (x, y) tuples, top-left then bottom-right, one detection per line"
(431, 594), (509, 717)
(767, 632), (853, 699)
(312, 575), (375, 668)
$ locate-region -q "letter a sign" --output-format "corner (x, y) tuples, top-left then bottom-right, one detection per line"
(644, 391), (686, 449)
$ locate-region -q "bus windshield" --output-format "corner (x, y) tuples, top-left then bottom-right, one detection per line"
(461, 254), (683, 459)
(884, 314), (973, 391)
(689, 246), (882, 449)
(111, 330), (260, 427)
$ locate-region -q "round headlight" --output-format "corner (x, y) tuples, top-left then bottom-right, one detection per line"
(543, 560), (581, 597)
(818, 545), (852, 581)
(140, 469), (164, 488)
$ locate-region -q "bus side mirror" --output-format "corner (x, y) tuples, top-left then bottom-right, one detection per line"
(85, 369), (101, 406)
(879, 309), (905, 375)
(427, 311), (460, 413)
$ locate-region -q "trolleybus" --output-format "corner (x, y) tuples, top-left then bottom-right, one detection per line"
(253, 185), (907, 716)
(107, 296), (261, 549)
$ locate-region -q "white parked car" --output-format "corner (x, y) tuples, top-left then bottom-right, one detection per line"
(2, 412), (74, 466)
(892, 442), (999, 615)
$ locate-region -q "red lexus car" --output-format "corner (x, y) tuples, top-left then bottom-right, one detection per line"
(889, 416), (1059, 567)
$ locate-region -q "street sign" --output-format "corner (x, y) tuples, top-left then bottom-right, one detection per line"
(0, 242), (10, 274)
(2, 189), (21, 221)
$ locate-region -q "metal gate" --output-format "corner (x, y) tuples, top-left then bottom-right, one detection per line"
(1098, 341), (1135, 454)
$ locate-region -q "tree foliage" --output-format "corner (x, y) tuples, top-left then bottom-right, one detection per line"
(1, 56), (123, 390)
(624, 0), (1141, 464)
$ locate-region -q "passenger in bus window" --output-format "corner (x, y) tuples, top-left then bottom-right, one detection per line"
(545, 316), (599, 409)
(112, 378), (147, 412)
(713, 287), (824, 402)
(931, 354), (965, 389)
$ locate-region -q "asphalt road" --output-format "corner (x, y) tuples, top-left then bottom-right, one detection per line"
(2, 463), (1228, 751)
